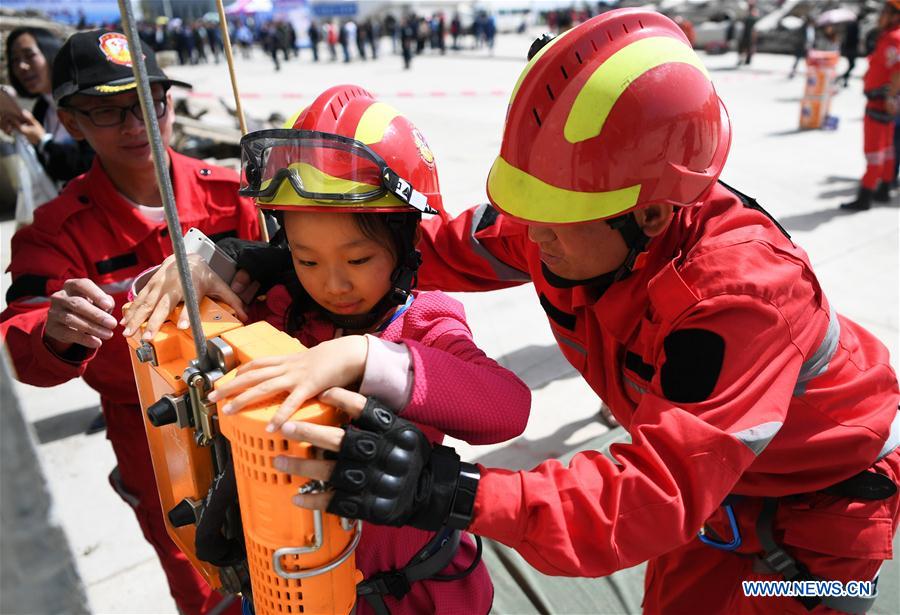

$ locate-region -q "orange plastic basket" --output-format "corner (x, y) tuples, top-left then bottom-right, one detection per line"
(217, 322), (362, 615)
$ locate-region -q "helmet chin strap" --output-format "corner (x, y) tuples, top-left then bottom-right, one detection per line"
(542, 213), (650, 291)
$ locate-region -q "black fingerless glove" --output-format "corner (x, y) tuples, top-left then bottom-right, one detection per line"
(216, 237), (293, 296)
(326, 398), (480, 532)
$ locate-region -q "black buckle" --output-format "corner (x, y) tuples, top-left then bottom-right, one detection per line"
(362, 570), (412, 600)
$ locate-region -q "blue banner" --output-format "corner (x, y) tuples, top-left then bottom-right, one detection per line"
(311, 2), (357, 18)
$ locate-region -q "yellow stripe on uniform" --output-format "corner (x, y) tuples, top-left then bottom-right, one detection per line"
(355, 102), (400, 145)
(564, 36), (709, 144)
(487, 155), (640, 223)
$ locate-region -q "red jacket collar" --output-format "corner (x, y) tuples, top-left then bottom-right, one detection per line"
(84, 149), (209, 245)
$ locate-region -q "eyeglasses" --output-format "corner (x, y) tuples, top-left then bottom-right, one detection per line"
(65, 97), (167, 127)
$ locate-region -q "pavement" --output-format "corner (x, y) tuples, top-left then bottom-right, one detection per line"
(1, 30), (897, 614)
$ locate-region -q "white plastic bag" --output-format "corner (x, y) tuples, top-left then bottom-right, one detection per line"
(14, 133), (57, 226)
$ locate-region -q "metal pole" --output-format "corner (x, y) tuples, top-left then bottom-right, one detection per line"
(215, 0), (270, 242)
(116, 0), (210, 370)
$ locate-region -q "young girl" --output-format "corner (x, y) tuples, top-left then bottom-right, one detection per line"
(121, 84), (531, 614)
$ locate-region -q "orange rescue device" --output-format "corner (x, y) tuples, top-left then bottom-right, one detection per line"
(127, 298), (361, 614)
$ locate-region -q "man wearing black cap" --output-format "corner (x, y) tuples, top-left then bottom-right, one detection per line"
(1, 30), (257, 614)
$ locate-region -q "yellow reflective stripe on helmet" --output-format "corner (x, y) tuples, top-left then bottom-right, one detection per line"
(355, 102), (400, 145)
(509, 28), (574, 107)
(282, 106), (309, 128)
(487, 156), (640, 223)
(564, 36), (709, 144)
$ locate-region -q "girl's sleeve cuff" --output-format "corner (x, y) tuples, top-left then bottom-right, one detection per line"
(359, 335), (413, 411)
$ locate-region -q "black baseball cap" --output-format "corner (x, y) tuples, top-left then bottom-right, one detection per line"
(52, 29), (191, 104)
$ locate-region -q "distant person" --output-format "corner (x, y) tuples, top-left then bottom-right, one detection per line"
(1, 27), (94, 183)
(356, 20), (368, 60)
(841, 1), (900, 211)
(840, 13), (862, 87)
(262, 23), (281, 71)
(485, 13), (497, 53)
(326, 21), (338, 61)
(673, 16), (696, 48)
(451, 13), (462, 49)
(401, 15), (416, 69)
(369, 18), (381, 59)
(308, 19), (321, 62)
(340, 20), (354, 63)
(236, 23), (253, 59)
(384, 13), (398, 54)
(737, 1), (759, 65)
(789, 15), (815, 78)
(817, 24), (841, 52)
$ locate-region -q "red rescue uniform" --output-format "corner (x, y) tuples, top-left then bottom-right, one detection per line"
(1, 150), (259, 615)
(861, 24), (900, 190)
(417, 183), (900, 613)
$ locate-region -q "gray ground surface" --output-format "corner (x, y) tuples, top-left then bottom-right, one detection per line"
(0, 29), (897, 614)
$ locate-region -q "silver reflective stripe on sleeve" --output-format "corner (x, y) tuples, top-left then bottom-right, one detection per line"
(877, 410), (900, 461)
(623, 375), (647, 396)
(794, 307), (840, 397)
(552, 330), (587, 356)
(99, 277), (136, 295)
(18, 296), (50, 305)
(731, 421), (783, 455)
(469, 204), (531, 282)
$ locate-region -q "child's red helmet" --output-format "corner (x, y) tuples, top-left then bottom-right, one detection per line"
(241, 84), (444, 217)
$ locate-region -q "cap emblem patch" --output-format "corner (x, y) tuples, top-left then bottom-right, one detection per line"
(98, 32), (134, 67)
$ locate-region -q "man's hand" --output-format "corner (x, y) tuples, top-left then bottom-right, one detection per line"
(273, 389), (479, 532)
(44, 279), (117, 354)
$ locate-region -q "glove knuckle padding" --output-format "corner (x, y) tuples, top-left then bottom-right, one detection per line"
(327, 399), (430, 526)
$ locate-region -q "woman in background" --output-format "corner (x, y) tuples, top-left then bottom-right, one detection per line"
(1, 27), (94, 183)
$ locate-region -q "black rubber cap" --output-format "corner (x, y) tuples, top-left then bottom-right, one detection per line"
(168, 499), (196, 528)
(147, 397), (177, 427)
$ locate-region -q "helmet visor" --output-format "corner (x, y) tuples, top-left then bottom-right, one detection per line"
(240, 129), (386, 201)
(239, 129), (436, 213)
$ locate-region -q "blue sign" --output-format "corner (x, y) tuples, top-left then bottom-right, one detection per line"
(312, 2), (357, 18)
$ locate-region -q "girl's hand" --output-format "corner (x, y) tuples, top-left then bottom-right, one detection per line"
(208, 336), (369, 432)
(272, 387), (368, 511)
(121, 253), (247, 340)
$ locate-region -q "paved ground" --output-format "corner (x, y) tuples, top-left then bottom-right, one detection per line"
(1, 29), (897, 614)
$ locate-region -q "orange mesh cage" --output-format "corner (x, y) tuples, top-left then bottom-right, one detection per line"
(127, 299), (360, 613)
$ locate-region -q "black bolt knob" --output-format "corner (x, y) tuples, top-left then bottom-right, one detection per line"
(527, 33), (555, 61)
(168, 499), (196, 528)
(147, 397), (177, 427)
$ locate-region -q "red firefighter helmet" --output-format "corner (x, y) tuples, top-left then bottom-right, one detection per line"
(241, 84), (443, 216)
(486, 9), (731, 224)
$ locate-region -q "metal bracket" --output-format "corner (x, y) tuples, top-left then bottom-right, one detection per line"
(272, 511), (363, 580)
(135, 341), (158, 365)
(207, 337), (236, 373)
(184, 365), (224, 447)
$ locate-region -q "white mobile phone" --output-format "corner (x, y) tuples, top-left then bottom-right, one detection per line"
(183, 228), (259, 304)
